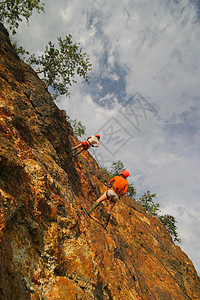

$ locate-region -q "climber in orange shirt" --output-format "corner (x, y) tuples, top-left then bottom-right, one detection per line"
(86, 170), (129, 228)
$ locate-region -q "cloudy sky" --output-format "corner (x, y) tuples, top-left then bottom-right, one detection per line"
(15, 0), (200, 274)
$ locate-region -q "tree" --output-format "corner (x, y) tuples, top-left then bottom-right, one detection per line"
(27, 35), (92, 98)
(138, 190), (160, 217)
(66, 114), (86, 137)
(0, 0), (45, 34)
(158, 214), (181, 243)
(137, 191), (181, 243)
(109, 160), (125, 177)
(1, 2), (92, 99)
(126, 183), (136, 198)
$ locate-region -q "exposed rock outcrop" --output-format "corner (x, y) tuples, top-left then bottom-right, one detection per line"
(0, 23), (200, 300)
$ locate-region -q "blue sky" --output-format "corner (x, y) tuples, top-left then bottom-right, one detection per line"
(15, 0), (200, 274)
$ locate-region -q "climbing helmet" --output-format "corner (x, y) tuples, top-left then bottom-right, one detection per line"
(121, 170), (129, 178)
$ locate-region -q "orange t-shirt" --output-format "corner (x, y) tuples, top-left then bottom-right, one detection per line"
(110, 175), (128, 197)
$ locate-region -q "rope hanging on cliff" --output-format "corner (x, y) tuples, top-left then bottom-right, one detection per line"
(90, 147), (103, 169)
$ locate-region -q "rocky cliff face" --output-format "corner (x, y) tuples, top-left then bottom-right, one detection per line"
(0, 23), (200, 300)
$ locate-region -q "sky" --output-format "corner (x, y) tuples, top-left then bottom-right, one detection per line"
(14, 0), (200, 274)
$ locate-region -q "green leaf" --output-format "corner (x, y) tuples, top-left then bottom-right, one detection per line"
(26, 34), (92, 98)
(0, 0), (45, 35)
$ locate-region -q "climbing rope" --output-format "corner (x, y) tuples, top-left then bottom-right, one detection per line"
(90, 147), (103, 169)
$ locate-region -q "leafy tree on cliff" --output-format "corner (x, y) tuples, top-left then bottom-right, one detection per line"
(109, 160), (125, 177)
(158, 214), (181, 243)
(65, 114), (86, 137)
(0, 1), (92, 99)
(138, 190), (160, 216)
(0, 0), (45, 34)
(27, 35), (92, 98)
(138, 191), (181, 243)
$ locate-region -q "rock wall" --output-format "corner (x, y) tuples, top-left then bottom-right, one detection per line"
(0, 23), (200, 300)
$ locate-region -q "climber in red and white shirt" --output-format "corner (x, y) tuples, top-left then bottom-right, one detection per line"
(67, 134), (100, 157)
